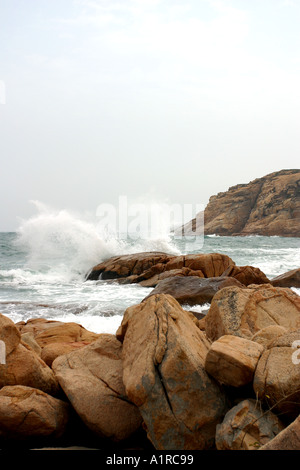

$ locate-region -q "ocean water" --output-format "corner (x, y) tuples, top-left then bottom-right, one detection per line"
(0, 207), (299, 334)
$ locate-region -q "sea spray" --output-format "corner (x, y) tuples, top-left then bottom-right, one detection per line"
(0, 202), (299, 334)
(14, 201), (180, 283)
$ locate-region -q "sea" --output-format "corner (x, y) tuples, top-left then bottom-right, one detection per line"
(0, 207), (299, 335)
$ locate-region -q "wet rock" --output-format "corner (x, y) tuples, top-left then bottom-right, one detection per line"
(221, 265), (270, 286)
(143, 275), (244, 306)
(86, 252), (235, 287)
(270, 268), (300, 288)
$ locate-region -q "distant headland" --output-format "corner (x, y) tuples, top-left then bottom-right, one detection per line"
(181, 169), (300, 237)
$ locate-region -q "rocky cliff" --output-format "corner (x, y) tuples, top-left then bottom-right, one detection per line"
(183, 169), (300, 237)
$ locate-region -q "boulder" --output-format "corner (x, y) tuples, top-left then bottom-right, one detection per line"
(0, 314), (60, 396)
(41, 341), (91, 367)
(21, 332), (42, 356)
(86, 252), (172, 281)
(52, 334), (142, 442)
(86, 252), (235, 286)
(135, 253), (235, 287)
(205, 284), (300, 342)
(215, 399), (285, 450)
(117, 294), (228, 450)
(270, 268), (300, 288)
(253, 329), (300, 420)
(205, 335), (264, 387)
(136, 268), (204, 288)
(221, 265), (270, 286)
(16, 318), (100, 348)
(143, 276), (244, 306)
(0, 342), (60, 396)
(259, 414), (300, 450)
(0, 313), (21, 355)
(251, 325), (288, 348)
(0, 385), (70, 440)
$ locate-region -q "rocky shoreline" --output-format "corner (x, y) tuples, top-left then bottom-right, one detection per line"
(178, 169), (300, 238)
(0, 251), (300, 451)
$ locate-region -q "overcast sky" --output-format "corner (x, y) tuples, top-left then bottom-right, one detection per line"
(1, 0), (300, 231)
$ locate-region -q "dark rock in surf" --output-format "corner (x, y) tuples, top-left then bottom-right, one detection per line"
(143, 275), (244, 306)
(270, 268), (300, 288)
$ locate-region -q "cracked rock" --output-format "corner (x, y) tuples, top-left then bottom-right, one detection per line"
(117, 294), (228, 450)
(0, 385), (70, 440)
(205, 284), (300, 342)
(215, 399), (285, 450)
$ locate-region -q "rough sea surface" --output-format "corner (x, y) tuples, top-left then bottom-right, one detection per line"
(0, 208), (299, 334)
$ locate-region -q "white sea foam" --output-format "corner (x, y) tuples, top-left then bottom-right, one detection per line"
(13, 201), (179, 284)
(1, 202), (299, 334)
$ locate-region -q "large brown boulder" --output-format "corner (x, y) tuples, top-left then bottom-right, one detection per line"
(144, 276), (244, 306)
(0, 385), (70, 441)
(41, 341), (92, 367)
(16, 318), (100, 366)
(253, 329), (300, 420)
(205, 335), (264, 388)
(270, 268), (300, 288)
(86, 252), (172, 281)
(205, 284), (300, 342)
(117, 294), (228, 450)
(221, 265), (270, 286)
(16, 318), (100, 348)
(0, 314), (60, 396)
(250, 325), (288, 348)
(86, 252), (235, 286)
(215, 399), (285, 450)
(52, 334), (142, 442)
(0, 313), (21, 355)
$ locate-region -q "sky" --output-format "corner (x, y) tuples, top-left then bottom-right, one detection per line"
(0, 0), (300, 231)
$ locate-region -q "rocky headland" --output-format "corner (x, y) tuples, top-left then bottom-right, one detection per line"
(1, 251), (300, 451)
(179, 169), (300, 237)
